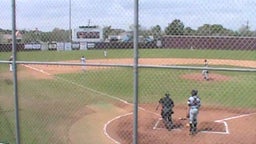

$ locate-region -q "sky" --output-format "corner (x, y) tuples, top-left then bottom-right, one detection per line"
(1, 0), (256, 32)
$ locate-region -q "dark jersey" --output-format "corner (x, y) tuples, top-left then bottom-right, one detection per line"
(159, 96), (174, 109)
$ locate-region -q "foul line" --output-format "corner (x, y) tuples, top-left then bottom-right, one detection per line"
(22, 64), (129, 104)
(22, 64), (158, 144)
(22, 64), (256, 141)
(22, 64), (51, 76)
(201, 112), (256, 134)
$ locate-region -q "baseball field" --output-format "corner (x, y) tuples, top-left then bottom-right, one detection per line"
(0, 49), (256, 144)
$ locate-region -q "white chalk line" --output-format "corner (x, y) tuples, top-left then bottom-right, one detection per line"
(22, 64), (51, 76)
(153, 118), (162, 130)
(153, 112), (256, 135)
(216, 112), (256, 121)
(22, 64), (256, 141)
(153, 118), (182, 131)
(201, 112), (256, 134)
(103, 113), (133, 144)
(22, 64), (156, 144)
(22, 64), (129, 104)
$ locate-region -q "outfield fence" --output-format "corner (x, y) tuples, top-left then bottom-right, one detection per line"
(0, 0), (256, 144)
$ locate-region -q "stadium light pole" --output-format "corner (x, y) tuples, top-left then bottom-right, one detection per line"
(69, 0), (72, 42)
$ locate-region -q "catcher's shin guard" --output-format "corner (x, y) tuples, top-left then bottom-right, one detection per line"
(189, 123), (197, 135)
(193, 123), (197, 133)
(193, 123), (197, 130)
(189, 123), (193, 132)
(190, 123), (198, 135)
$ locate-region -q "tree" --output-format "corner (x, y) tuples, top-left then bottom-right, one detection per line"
(0, 33), (3, 43)
(197, 24), (236, 36)
(150, 25), (162, 39)
(21, 31), (38, 43)
(164, 19), (185, 35)
(183, 27), (196, 35)
(50, 28), (69, 42)
(211, 24), (224, 35)
(39, 32), (52, 42)
(197, 24), (211, 36)
(103, 26), (112, 40)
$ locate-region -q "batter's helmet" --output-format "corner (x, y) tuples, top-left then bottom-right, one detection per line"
(191, 89), (198, 96)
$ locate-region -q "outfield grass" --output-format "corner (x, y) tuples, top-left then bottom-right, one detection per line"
(0, 48), (255, 143)
(0, 48), (255, 61)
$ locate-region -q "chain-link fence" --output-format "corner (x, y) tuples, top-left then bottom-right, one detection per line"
(1, 0), (256, 144)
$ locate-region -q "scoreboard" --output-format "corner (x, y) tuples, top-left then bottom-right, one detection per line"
(72, 26), (103, 42)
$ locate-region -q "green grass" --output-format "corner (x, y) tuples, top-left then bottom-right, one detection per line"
(0, 48), (255, 61)
(63, 68), (256, 107)
(0, 110), (16, 144)
(0, 48), (255, 143)
(0, 77), (116, 143)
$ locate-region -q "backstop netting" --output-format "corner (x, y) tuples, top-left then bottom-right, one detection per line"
(0, 0), (255, 144)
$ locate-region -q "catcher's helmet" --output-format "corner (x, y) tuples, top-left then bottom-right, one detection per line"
(191, 89), (198, 96)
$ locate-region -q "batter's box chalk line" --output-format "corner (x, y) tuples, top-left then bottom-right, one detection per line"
(153, 118), (182, 131)
(202, 112), (256, 134)
(154, 117), (226, 134)
(154, 112), (256, 135)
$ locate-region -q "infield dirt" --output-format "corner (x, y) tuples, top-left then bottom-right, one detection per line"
(19, 58), (256, 144)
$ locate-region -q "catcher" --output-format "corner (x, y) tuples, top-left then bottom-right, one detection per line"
(9, 55), (13, 72)
(156, 92), (175, 131)
(187, 89), (201, 135)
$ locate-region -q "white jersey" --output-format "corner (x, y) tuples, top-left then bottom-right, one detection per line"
(81, 57), (86, 64)
(187, 96), (201, 109)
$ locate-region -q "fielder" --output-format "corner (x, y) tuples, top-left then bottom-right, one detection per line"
(202, 59), (209, 80)
(187, 89), (201, 135)
(80, 55), (86, 71)
(9, 55), (13, 72)
(103, 48), (107, 57)
(156, 92), (175, 131)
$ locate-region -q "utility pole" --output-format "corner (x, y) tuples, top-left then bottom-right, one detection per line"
(246, 20), (249, 30)
(69, 0), (72, 42)
(88, 19), (91, 26)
